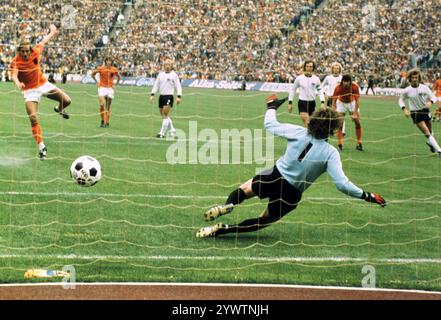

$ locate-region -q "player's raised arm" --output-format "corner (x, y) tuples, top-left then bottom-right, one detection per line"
(264, 94), (304, 139)
(38, 24), (59, 48)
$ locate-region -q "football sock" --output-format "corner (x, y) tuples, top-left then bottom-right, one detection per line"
(342, 120), (346, 135)
(168, 117), (175, 132)
(31, 123), (43, 144)
(105, 98), (111, 124)
(225, 188), (247, 206)
(337, 128), (343, 146)
(215, 216), (277, 235)
(160, 118), (169, 135)
(106, 109), (111, 124)
(100, 105), (105, 122)
(38, 142), (46, 151)
(356, 126), (362, 144)
(427, 135), (441, 152)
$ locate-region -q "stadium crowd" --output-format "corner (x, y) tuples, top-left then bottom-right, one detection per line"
(0, 0), (440, 85)
(0, 0), (125, 76)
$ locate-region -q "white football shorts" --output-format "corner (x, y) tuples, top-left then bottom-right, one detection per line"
(336, 100), (357, 114)
(23, 81), (57, 102)
(98, 87), (115, 99)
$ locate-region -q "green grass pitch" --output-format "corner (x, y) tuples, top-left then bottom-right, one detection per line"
(0, 82), (440, 290)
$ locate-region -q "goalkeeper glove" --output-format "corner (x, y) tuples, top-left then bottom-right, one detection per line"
(266, 94), (288, 110)
(361, 191), (386, 207)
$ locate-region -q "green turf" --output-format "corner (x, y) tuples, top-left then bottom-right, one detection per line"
(0, 82), (440, 290)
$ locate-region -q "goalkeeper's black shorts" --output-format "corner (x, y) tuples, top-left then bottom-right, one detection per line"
(251, 165), (302, 217)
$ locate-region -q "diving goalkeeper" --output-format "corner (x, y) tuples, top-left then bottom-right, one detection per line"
(196, 95), (386, 238)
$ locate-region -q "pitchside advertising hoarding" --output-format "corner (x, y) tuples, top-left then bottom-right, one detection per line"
(80, 75), (155, 87)
(73, 75), (409, 96)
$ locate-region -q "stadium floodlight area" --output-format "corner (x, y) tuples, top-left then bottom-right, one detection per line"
(0, 0), (440, 292)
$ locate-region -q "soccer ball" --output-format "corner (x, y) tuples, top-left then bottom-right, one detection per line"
(70, 155), (102, 187)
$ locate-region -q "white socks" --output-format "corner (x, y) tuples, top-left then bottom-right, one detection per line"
(160, 117), (176, 135)
(168, 117), (175, 132)
(38, 142), (46, 151)
(427, 135), (441, 152)
(160, 118), (169, 135)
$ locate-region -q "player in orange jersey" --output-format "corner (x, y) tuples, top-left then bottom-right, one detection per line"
(432, 77), (441, 122)
(332, 74), (363, 151)
(10, 24), (72, 160)
(91, 57), (121, 128)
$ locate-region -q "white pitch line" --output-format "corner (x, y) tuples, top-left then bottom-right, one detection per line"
(1, 253), (441, 264)
(0, 281), (440, 295)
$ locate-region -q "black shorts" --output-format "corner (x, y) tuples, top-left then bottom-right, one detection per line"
(158, 95), (174, 108)
(298, 99), (316, 115)
(251, 166), (302, 215)
(411, 108), (431, 124)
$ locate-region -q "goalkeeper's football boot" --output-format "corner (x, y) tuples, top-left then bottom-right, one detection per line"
(54, 106), (70, 119)
(266, 95), (288, 109)
(204, 204), (234, 221)
(196, 223), (226, 238)
(426, 141), (437, 153)
(356, 143), (364, 151)
(38, 147), (47, 160)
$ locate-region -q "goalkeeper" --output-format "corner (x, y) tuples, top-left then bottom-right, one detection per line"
(196, 95), (386, 238)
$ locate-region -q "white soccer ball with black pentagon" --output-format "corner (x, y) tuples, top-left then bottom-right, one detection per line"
(70, 155), (102, 187)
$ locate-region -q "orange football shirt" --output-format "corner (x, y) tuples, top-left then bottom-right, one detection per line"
(97, 66), (119, 88)
(10, 44), (47, 90)
(333, 83), (360, 103)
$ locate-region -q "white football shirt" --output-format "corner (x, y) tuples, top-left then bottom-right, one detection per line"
(398, 84), (437, 111)
(151, 71), (182, 96)
(289, 74), (325, 102)
(322, 74), (342, 97)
